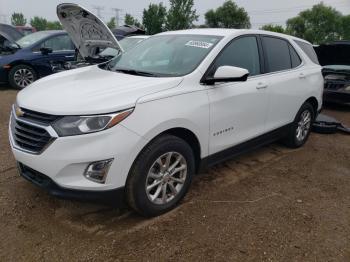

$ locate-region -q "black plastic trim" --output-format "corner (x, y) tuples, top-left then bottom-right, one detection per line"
(199, 124), (291, 170)
(17, 163), (126, 207)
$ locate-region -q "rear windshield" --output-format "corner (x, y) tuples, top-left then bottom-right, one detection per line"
(295, 40), (320, 65)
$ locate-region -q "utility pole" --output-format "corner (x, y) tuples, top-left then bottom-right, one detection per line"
(112, 8), (122, 26)
(92, 6), (104, 20)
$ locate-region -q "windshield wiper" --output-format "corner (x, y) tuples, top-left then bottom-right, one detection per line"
(114, 68), (158, 77)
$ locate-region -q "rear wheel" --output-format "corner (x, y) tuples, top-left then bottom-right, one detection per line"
(8, 65), (37, 89)
(126, 135), (195, 217)
(283, 102), (315, 148)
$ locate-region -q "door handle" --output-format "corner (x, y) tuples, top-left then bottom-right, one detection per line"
(65, 55), (75, 58)
(299, 73), (307, 79)
(256, 82), (268, 90)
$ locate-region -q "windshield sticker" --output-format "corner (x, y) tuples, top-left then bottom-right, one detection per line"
(185, 40), (214, 49)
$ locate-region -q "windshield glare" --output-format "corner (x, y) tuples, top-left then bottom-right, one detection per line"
(16, 31), (52, 48)
(107, 35), (222, 77)
(100, 37), (146, 57)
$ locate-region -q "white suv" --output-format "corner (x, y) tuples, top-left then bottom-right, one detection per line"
(9, 4), (323, 217)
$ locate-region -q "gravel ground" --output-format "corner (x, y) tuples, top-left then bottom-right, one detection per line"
(0, 86), (350, 261)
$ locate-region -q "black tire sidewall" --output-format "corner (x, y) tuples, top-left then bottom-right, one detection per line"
(127, 136), (195, 217)
(8, 65), (37, 90)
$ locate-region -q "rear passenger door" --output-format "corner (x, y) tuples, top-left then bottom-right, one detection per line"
(260, 36), (308, 131)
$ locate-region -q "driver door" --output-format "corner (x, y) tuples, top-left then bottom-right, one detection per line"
(207, 35), (270, 155)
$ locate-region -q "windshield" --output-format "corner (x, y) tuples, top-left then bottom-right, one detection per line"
(16, 31), (52, 48)
(106, 34), (222, 77)
(100, 37), (146, 57)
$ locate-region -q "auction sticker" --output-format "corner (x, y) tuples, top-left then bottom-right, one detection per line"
(185, 40), (214, 49)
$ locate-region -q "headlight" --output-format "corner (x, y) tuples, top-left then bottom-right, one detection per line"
(52, 109), (133, 136)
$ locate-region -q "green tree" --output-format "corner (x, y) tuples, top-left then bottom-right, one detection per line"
(11, 12), (27, 26)
(30, 16), (48, 31)
(46, 21), (62, 30)
(286, 3), (342, 44)
(205, 0), (250, 29)
(166, 0), (198, 30)
(107, 17), (116, 29)
(124, 13), (142, 28)
(341, 15), (350, 40)
(260, 24), (285, 33)
(142, 3), (167, 35)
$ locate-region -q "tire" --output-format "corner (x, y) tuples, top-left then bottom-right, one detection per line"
(283, 102), (315, 148)
(126, 135), (195, 217)
(8, 65), (37, 90)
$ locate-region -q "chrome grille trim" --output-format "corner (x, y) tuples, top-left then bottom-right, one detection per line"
(9, 105), (58, 155)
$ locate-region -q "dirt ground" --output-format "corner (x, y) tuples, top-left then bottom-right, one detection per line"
(0, 86), (350, 262)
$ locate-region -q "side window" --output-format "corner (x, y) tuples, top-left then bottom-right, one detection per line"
(295, 40), (320, 65)
(40, 35), (74, 51)
(289, 44), (302, 68)
(262, 36), (292, 72)
(210, 36), (261, 77)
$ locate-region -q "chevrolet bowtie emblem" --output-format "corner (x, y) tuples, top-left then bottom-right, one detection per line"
(15, 106), (24, 117)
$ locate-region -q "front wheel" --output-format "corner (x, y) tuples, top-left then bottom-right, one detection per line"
(283, 102), (315, 148)
(8, 65), (37, 89)
(126, 135), (195, 217)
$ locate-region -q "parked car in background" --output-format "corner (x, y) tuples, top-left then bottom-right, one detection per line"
(0, 23), (23, 52)
(10, 3), (323, 217)
(0, 30), (75, 89)
(112, 25), (146, 40)
(15, 26), (37, 35)
(314, 41), (350, 105)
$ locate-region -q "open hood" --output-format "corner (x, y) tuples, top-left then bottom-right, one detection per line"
(0, 23), (23, 43)
(57, 3), (123, 59)
(314, 41), (350, 67)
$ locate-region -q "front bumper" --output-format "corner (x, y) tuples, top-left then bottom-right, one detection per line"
(9, 110), (147, 192)
(18, 162), (126, 206)
(323, 89), (350, 105)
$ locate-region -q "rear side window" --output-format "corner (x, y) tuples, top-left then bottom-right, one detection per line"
(289, 45), (302, 68)
(262, 36), (292, 72)
(210, 36), (261, 76)
(295, 40), (320, 65)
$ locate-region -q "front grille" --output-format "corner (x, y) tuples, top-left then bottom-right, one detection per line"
(11, 109), (55, 154)
(18, 107), (60, 125)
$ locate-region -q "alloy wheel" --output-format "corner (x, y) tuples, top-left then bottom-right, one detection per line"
(13, 68), (35, 88)
(296, 110), (312, 142)
(145, 152), (187, 205)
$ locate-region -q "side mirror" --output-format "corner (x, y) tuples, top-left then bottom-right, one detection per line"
(202, 66), (249, 85)
(40, 47), (53, 55)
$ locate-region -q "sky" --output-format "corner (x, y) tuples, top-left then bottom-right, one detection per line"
(0, 0), (349, 28)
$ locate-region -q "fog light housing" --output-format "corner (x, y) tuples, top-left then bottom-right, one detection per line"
(84, 159), (113, 184)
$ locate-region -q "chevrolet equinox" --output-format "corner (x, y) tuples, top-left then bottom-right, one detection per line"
(9, 4), (323, 217)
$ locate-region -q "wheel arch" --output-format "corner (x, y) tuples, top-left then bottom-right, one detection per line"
(157, 127), (202, 173)
(304, 96), (319, 116)
(8, 62), (39, 80)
